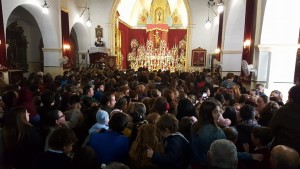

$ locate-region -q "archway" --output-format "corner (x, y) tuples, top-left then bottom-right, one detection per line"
(110, 0), (192, 70)
(70, 22), (90, 69)
(6, 5), (42, 72)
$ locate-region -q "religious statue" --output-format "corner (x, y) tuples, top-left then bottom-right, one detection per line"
(95, 25), (104, 47)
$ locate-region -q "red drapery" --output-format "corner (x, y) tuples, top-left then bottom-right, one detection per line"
(216, 13), (224, 61)
(168, 29), (187, 48)
(242, 0), (256, 64)
(0, 0), (8, 68)
(119, 21), (130, 69)
(61, 10), (72, 68)
(119, 21), (187, 69)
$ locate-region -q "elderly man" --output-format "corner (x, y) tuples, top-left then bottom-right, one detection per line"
(270, 145), (300, 169)
(208, 139), (238, 169)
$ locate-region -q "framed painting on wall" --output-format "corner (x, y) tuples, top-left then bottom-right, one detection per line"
(191, 47), (206, 67)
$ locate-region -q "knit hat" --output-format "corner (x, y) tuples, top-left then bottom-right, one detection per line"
(96, 110), (109, 125)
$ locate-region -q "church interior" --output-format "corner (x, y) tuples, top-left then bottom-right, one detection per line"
(1, 1), (300, 169)
(0, 0), (299, 99)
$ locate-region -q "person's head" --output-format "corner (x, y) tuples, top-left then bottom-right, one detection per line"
(43, 109), (66, 127)
(96, 109), (109, 125)
(249, 89), (259, 101)
(41, 90), (55, 107)
(251, 126), (273, 147)
(102, 92), (116, 109)
(208, 139), (238, 169)
(127, 102), (146, 123)
(239, 104), (256, 121)
(270, 145), (300, 169)
(288, 85), (300, 103)
(179, 116), (194, 140)
(256, 83), (265, 93)
(2, 90), (18, 108)
(156, 113), (178, 138)
(146, 112), (161, 124)
(226, 73), (235, 81)
(257, 95), (269, 108)
(109, 111), (128, 132)
(72, 146), (98, 169)
(83, 85), (94, 97)
(48, 127), (77, 153)
(270, 90), (283, 102)
(151, 96), (169, 115)
(223, 126), (239, 143)
(104, 162), (129, 169)
(176, 98), (196, 121)
(69, 94), (81, 109)
(197, 100), (222, 125)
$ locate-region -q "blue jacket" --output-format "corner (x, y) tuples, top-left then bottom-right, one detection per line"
(90, 131), (129, 165)
(152, 133), (190, 169)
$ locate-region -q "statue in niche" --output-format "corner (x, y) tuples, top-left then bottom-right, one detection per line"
(154, 31), (160, 48)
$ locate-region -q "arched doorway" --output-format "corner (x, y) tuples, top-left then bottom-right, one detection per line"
(70, 22), (90, 70)
(6, 6), (42, 73)
(110, 0), (192, 70)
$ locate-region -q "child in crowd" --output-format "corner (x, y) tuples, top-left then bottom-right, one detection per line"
(251, 126), (273, 169)
(222, 127), (264, 165)
(88, 109), (109, 134)
(146, 114), (190, 169)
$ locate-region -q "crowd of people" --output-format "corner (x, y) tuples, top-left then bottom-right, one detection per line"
(0, 67), (299, 169)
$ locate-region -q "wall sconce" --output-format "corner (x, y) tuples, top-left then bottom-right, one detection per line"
(298, 44), (300, 49)
(63, 44), (71, 52)
(215, 48), (220, 54)
(217, 0), (224, 13)
(243, 40), (251, 49)
(41, 0), (50, 14)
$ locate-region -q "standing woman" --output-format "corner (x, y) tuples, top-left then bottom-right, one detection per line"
(2, 106), (43, 169)
(190, 100), (226, 169)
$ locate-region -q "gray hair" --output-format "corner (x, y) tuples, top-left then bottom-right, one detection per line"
(209, 139), (237, 169)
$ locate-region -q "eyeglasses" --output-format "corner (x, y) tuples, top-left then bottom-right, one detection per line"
(58, 114), (65, 119)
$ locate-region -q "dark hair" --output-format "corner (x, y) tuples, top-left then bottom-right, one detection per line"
(250, 89), (260, 96)
(72, 146), (98, 169)
(151, 97), (168, 115)
(214, 93), (225, 104)
(109, 112), (128, 132)
(239, 104), (255, 120)
(41, 90), (55, 107)
(176, 98), (195, 121)
(179, 116), (193, 141)
(48, 127), (77, 151)
(105, 162), (129, 169)
(2, 90), (18, 108)
(69, 94), (81, 105)
(252, 126), (273, 146)
(260, 95), (269, 104)
(223, 127), (238, 143)
(193, 100), (219, 133)
(83, 85), (93, 95)
(156, 113), (178, 133)
(114, 97), (128, 110)
(288, 85), (300, 103)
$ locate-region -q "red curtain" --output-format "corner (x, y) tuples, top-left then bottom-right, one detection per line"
(216, 13), (224, 61)
(61, 10), (72, 68)
(130, 29), (147, 46)
(119, 21), (130, 69)
(0, 0), (8, 68)
(168, 29), (187, 48)
(242, 0), (256, 64)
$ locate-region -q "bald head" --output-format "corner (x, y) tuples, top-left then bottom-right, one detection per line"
(270, 145), (300, 169)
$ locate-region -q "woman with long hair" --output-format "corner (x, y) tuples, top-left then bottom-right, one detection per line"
(2, 106), (43, 169)
(190, 100), (226, 169)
